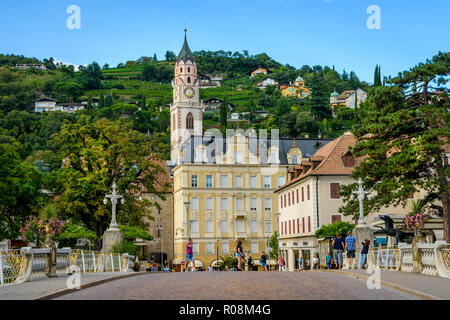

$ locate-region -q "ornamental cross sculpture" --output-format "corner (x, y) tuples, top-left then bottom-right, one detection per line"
(103, 182), (124, 228)
(352, 178), (371, 225)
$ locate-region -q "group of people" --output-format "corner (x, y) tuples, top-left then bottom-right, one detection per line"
(330, 231), (371, 270)
(182, 234), (370, 272)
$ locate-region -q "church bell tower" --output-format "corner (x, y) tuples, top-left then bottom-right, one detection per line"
(170, 29), (203, 163)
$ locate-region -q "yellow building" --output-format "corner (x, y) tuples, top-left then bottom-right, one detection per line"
(171, 134), (332, 269)
(281, 76), (310, 99)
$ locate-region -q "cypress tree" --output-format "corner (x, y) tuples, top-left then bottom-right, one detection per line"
(99, 92), (105, 109)
(220, 96), (228, 135)
(105, 95), (114, 108)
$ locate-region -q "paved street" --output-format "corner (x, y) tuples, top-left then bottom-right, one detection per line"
(55, 271), (419, 300)
(0, 272), (143, 300)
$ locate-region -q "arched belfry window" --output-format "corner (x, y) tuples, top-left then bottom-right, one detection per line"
(180, 67), (183, 73)
(188, 67), (191, 72)
(186, 112), (194, 129)
(187, 76), (191, 84)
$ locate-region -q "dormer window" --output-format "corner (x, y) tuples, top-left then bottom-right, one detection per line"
(342, 150), (354, 167)
(292, 155), (298, 164)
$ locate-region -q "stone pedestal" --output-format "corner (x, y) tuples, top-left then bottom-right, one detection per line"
(353, 223), (374, 253)
(102, 226), (123, 253)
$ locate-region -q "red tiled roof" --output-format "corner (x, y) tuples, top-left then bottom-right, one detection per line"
(276, 132), (358, 191)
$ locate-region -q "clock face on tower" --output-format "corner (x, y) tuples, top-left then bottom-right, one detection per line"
(184, 86), (195, 99)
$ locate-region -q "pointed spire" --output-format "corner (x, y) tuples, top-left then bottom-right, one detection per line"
(177, 29), (195, 63)
(292, 137), (296, 148)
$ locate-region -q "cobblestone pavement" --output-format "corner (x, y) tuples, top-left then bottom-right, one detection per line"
(0, 272), (141, 300)
(55, 271), (418, 300)
(333, 269), (450, 300)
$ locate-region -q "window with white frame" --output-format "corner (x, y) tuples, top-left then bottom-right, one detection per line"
(206, 220), (213, 233)
(292, 155), (298, 164)
(191, 197), (199, 211)
(235, 175), (242, 188)
(236, 198), (243, 211)
(220, 175), (227, 187)
(265, 220), (272, 233)
(190, 220), (199, 233)
(193, 243), (199, 254)
(221, 198), (228, 211)
(278, 176), (285, 188)
(251, 220), (257, 233)
(251, 241), (258, 253)
(264, 176), (271, 188)
(206, 242), (213, 254)
(250, 198), (257, 211)
(235, 151), (243, 164)
(206, 197), (213, 211)
(250, 175), (256, 188)
(206, 175), (213, 188)
(222, 242), (229, 254)
(264, 198), (271, 211)
(236, 220), (244, 233)
(191, 174), (198, 187)
(221, 220), (228, 233)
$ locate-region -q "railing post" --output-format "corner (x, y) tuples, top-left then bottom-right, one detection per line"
(119, 254), (123, 272)
(92, 252), (96, 272)
(0, 255), (4, 286)
(110, 253), (114, 272)
(81, 251), (86, 273)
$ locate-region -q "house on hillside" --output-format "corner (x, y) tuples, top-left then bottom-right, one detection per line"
(281, 76), (310, 99)
(16, 64), (46, 70)
(330, 88), (367, 113)
(198, 74), (223, 88)
(250, 67), (269, 78)
(256, 78), (279, 89)
(34, 97), (85, 113)
(202, 97), (234, 112)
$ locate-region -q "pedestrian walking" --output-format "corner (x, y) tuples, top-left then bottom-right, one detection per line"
(278, 256), (286, 271)
(298, 256), (303, 271)
(345, 231), (357, 269)
(360, 239), (370, 269)
(260, 252), (268, 271)
(186, 238), (195, 272)
(312, 253), (320, 270)
(248, 256), (254, 271)
(332, 233), (344, 269)
(235, 240), (244, 271)
(325, 251), (332, 269)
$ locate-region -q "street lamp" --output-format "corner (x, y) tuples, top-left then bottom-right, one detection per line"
(103, 182), (125, 229)
(351, 178), (371, 225)
(158, 226), (164, 270)
(183, 201), (191, 242)
(183, 201), (191, 272)
(274, 212), (281, 271)
(216, 239), (219, 271)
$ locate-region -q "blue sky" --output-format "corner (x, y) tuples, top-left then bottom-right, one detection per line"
(0, 0), (448, 82)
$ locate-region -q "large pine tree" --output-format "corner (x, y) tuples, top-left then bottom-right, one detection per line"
(310, 71), (332, 120)
(339, 52), (450, 241)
